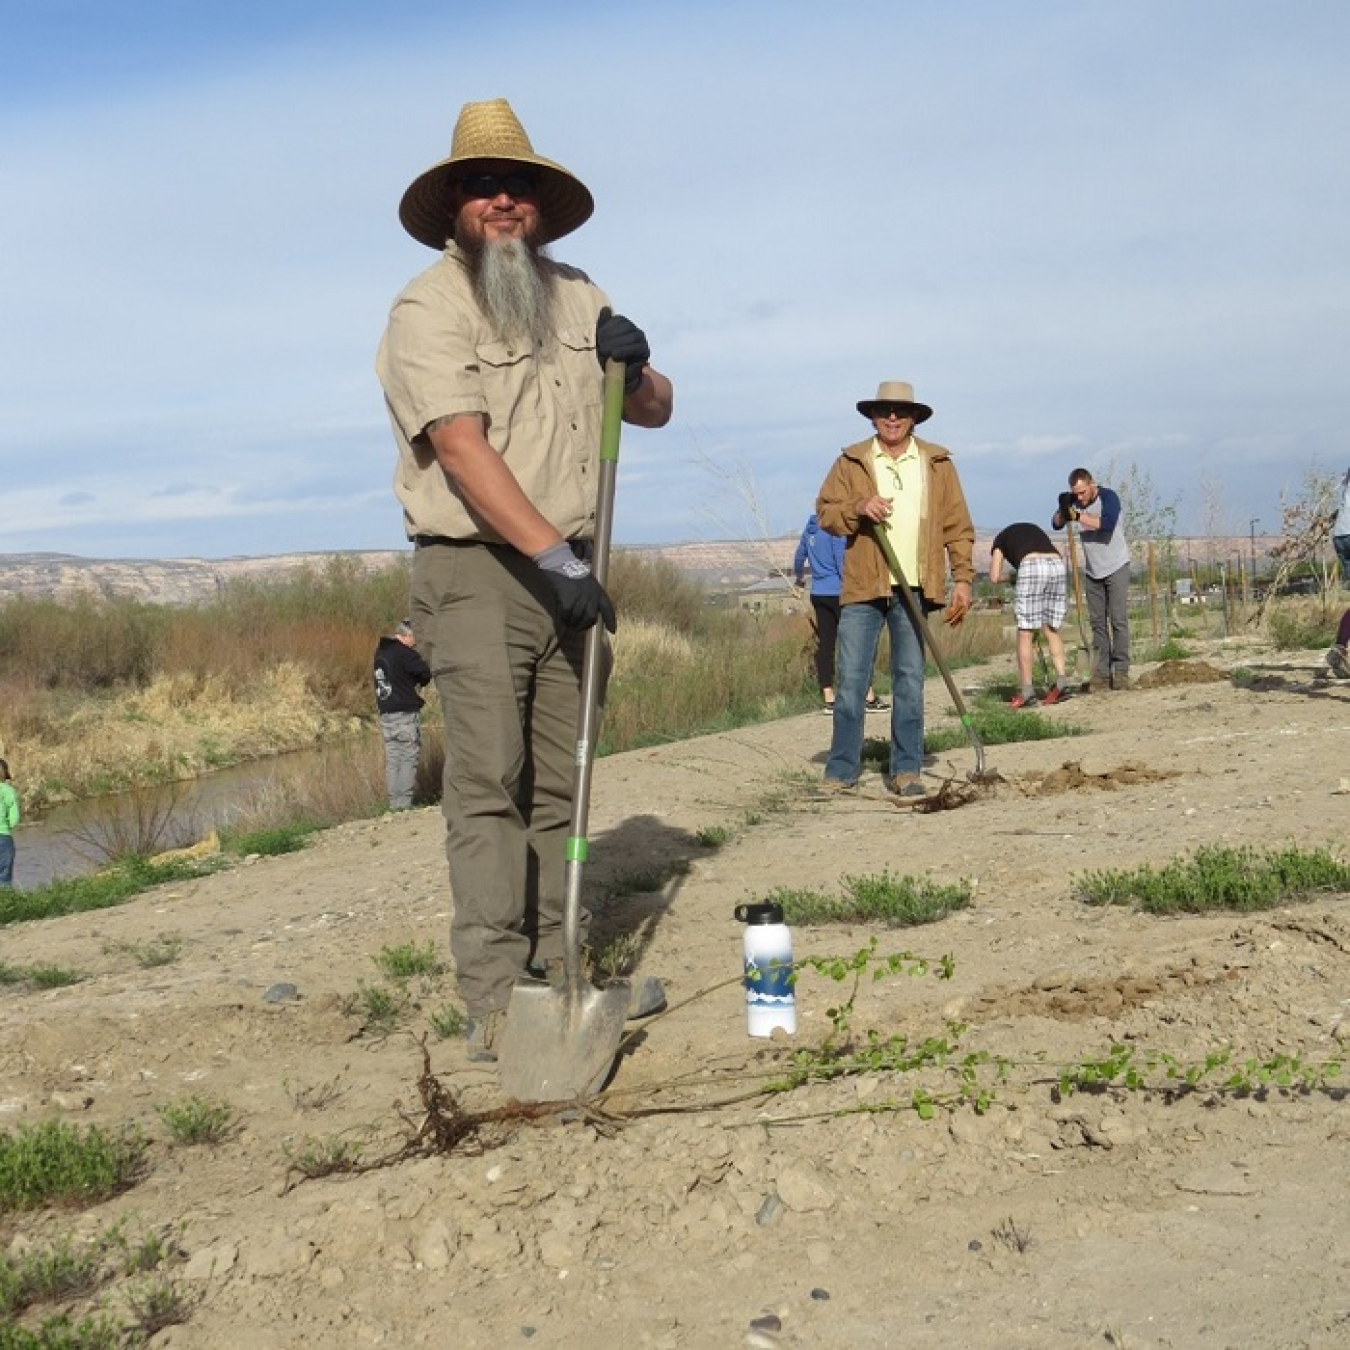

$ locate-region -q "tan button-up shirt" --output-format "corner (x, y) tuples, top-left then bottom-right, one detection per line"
(376, 243), (611, 543)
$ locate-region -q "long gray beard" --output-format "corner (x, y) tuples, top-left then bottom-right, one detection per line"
(461, 235), (554, 347)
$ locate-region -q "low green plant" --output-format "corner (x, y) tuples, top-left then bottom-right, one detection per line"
(284, 1077), (346, 1112)
(341, 982), (409, 1034)
(0, 1236), (103, 1317)
(1230, 666), (1257, 687)
(0, 1119), (147, 1212)
(592, 932), (642, 980)
(0, 856), (203, 929)
(694, 824), (732, 849)
(0, 962), (86, 990)
(428, 1005), (466, 1040)
(925, 699), (1086, 753)
(1266, 607), (1334, 652)
(157, 1095), (236, 1146)
(123, 1274), (197, 1338)
(223, 821), (321, 857)
(1077, 843), (1350, 914)
(373, 941), (442, 981)
(285, 1134), (363, 1180)
(1141, 636), (1191, 662)
(104, 934), (182, 969)
(761, 871), (973, 928)
(0, 1311), (125, 1349)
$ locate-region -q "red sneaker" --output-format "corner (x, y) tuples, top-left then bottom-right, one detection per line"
(1041, 685), (1064, 705)
(1008, 692), (1038, 709)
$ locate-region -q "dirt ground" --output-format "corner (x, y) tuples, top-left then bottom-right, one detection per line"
(3, 634), (1349, 1349)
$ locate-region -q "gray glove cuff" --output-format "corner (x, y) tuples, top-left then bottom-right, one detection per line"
(533, 542), (590, 580)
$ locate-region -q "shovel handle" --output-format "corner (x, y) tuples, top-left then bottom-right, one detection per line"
(561, 360), (626, 977)
(872, 528), (987, 779)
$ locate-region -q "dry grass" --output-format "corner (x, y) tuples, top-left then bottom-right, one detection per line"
(9, 665), (356, 811)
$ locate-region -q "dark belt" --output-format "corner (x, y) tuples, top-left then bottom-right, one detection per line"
(413, 535), (593, 562)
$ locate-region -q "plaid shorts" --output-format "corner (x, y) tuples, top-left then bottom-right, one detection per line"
(1013, 555), (1067, 630)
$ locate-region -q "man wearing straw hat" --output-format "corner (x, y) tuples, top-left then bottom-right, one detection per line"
(816, 382), (975, 798)
(376, 99), (673, 1061)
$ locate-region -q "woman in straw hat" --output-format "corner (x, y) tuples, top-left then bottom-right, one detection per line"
(376, 99), (673, 1062)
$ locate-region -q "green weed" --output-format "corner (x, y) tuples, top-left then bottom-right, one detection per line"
(123, 1274), (197, 1338)
(428, 1005), (467, 1040)
(103, 934), (182, 969)
(765, 871), (974, 928)
(0, 1236), (103, 1316)
(157, 1095), (236, 1146)
(0, 1120), (147, 1212)
(284, 1077), (346, 1112)
(694, 824), (732, 849)
(926, 697), (1086, 753)
(0, 1311), (125, 1349)
(0, 963), (87, 991)
(341, 982), (409, 1034)
(223, 821), (321, 857)
(1077, 843), (1350, 914)
(285, 1134), (363, 1181)
(0, 857), (203, 929)
(373, 941), (442, 981)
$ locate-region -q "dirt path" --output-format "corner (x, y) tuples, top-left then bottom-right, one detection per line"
(3, 637), (1349, 1349)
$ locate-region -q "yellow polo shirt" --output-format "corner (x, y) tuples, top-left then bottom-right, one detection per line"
(872, 437), (923, 586)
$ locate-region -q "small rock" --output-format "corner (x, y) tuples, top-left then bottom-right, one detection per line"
(263, 983), (299, 1004)
(809, 1288), (831, 1301)
(755, 1193), (783, 1227)
(749, 1315), (782, 1333)
(775, 1160), (835, 1213)
(50, 1090), (93, 1112)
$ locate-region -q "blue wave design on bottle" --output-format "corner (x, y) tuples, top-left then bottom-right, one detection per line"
(744, 952), (794, 1007)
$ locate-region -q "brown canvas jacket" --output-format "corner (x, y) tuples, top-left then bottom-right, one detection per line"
(815, 436), (975, 608)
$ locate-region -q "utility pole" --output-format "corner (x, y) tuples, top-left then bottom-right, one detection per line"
(1248, 518), (1260, 594)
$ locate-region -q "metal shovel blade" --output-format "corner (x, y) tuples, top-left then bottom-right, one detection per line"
(497, 973), (631, 1102)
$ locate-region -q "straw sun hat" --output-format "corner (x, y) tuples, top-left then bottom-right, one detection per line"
(398, 98), (595, 249)
(856, 380), (933, 424)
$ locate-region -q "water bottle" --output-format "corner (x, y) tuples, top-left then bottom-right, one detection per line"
(734, 901), (796, 1037)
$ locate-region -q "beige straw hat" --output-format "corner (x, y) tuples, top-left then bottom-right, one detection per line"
(398, 98), (595, 249)
(856, 380), (933, 424)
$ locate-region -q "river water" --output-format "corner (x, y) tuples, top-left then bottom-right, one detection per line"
(11, 738), (382, 891)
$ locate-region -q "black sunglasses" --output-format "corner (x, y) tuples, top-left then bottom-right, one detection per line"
(455, 172), (539, 200)
(871, 404), (914, 420)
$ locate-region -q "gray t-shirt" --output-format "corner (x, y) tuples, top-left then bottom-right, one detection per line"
(1333, 468), (1350, 538)
(1076, 486), (1130, 580)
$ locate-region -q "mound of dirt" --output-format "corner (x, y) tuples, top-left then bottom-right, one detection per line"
(1015, 758), (1181, 794)
(1135, 659), (1230, 688)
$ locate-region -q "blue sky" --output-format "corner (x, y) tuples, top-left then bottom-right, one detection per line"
(1, 0), (1346, 560)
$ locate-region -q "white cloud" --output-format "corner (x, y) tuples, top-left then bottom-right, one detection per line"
(1, 0), (1347, 556)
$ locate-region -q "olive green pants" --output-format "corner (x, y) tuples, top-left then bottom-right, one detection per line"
(410, 541), (598, 1017)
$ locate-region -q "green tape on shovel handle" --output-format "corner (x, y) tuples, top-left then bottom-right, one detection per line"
(566, 836), (589, 863)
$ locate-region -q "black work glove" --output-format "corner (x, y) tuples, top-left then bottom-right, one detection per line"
(533, 543), (617, 633)
(1057, 491), (1080, 522)
(595, 307), (649, 394)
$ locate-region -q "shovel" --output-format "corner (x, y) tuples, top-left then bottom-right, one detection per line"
(872, 529), (989, 781)
(497, 359), (631, 1102)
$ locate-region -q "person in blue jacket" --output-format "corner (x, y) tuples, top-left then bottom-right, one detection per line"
(794, 513), (885, 714)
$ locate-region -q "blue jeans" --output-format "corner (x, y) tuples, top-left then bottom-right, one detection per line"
(825, 591), (927, 785)
(0, 834), (13, 887)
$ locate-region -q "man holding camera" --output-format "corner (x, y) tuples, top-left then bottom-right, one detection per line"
(1051, 468), (1131, 691)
